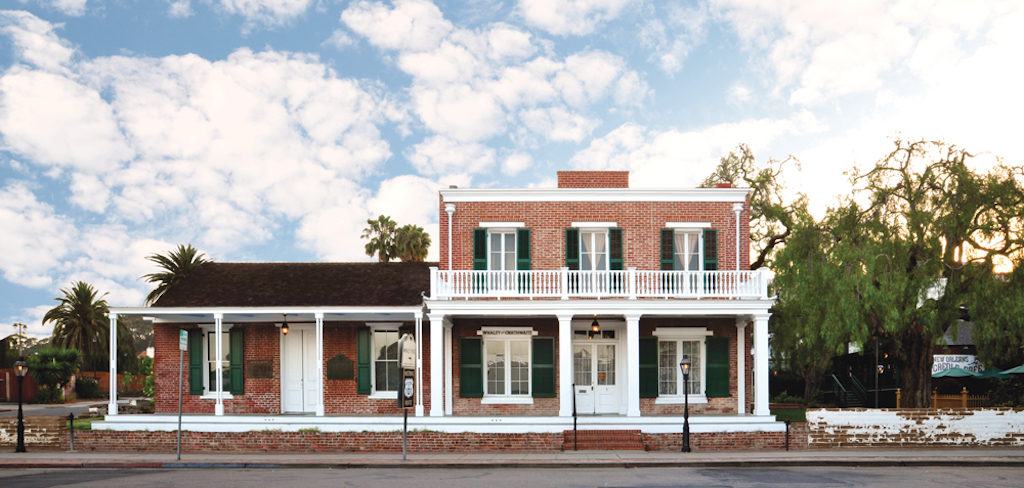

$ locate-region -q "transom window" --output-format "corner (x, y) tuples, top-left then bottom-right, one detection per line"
(489, 231), (517, 271)
(485, 338), (530, 397)
(580, 230), (608, 271)
(673, 230), (702, 271)
(373, 329), (399, 393)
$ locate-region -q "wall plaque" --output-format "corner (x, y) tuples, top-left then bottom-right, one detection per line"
(247, 359), (273, 379)
(327, 354), (354, 380)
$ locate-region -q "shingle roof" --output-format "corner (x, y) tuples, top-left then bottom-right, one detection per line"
(152, 262), (435, 308)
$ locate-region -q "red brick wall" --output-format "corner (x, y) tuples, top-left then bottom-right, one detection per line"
(643, 424), (807, 450)
(439, 197), (750, 272)
(155, 322), (433, 416)
(557, 171), (629, 188)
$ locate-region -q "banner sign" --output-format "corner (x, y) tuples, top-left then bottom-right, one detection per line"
(932, 354), (982, 374)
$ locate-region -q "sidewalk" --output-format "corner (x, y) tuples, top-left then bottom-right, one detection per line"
(2, 447), (1023, 469)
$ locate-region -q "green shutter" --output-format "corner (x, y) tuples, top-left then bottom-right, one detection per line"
(229, 327), (244, 395)
(609, 228), (624, 270)
(188, 329), (203, 395)
(532, 337), (555, 398)
(565, 228), (579, 270)
(460, 337), (483, 397)
(706, 336), (730, 397)
(357, 328), (371, 395)
(660, 229), (674, 270)
(473, 228), (487, 270)
(639, 337), (659, 398)
(516, 228), (531, 270)
(703, 229), (718, 271)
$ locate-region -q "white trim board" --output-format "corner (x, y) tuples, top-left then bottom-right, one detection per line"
(441, 188), (751, 203)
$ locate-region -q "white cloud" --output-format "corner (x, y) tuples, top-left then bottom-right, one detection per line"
(727, 83), (751, 105)
(167, 0), (194, 18)
(0, 10), (76, 72)
(519, 106), (600, 143)
(323, 29), (354, 50)
(410, 83), (506, 141)
(406, 135), (496, 176)
(0, 182), (75, 288)
(501, 152), (532, 176)
(518, 0), (637, 36)
(342, 0), (453, 52)
(216, 0), (314, 28)
(17, 0), (88, 17)
(639, 3), (709, 74)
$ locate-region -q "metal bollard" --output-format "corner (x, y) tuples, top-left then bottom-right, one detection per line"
(68, 413), (75, 452)
(784, 419), (790, 451)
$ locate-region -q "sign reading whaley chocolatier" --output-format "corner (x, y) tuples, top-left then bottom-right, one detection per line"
(476, 327), (538, 337)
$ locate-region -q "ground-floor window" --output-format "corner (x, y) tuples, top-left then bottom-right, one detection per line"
(205, 330), (230, 394)
(485, 338), (530, 396)
(372, 327), (400, 395)
(653, 327), (712, 402)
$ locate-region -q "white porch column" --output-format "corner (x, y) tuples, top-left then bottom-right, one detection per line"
(315, 313), (324, 417)
(107, 314), (118, 416)
(414, 312), (424, 417)
(625, 313), (641, 417)
(753, 313), (770, 416)
(444, 320), (454, 416)
(736, 320), (747, 415)
(428, 313), (444, 416)
(214, 313), (224, 416)
(557, 313), (573, 417)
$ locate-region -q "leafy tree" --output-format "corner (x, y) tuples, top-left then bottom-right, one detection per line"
(43, 281), (109, 369)
(773, 140), (1024, 407)
(395, 224), (431, 262)
(142, 244), (209, 305)
(28, 347), (83, 399)
(701, 144), (807, 269)
(361, 215), (398, 262)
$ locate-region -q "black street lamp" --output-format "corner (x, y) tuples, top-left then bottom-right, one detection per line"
(679, 355), (691, 453)
(14, 360), (27, 453)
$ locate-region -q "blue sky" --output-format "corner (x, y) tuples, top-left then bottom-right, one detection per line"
(2, 0), (1022, 338)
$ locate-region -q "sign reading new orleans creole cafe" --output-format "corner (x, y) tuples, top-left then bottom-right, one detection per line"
(932, 354), (982, 374)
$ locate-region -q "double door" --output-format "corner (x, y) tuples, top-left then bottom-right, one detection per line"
(573, 342), (620, 414)
(282, 327), (319, 413)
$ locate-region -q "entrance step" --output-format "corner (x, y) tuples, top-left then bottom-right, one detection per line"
(563, 429), (644, 450)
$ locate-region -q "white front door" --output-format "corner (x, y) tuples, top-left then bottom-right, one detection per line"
(573, 342), (620, 414)
(282, 327), (318, 413)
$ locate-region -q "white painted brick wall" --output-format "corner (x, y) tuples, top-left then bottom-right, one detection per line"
(807, 408), (1024, 446)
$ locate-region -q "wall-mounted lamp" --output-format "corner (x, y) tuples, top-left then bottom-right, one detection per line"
(281, 313), (289, 335)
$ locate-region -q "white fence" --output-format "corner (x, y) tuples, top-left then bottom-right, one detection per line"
(430, 267), (770, 300)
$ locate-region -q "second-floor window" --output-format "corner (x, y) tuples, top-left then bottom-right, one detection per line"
(473, 227), (531, 270)
(661, 228), (718, 271)
(566, 227), (623, 270)
(580, 230), (608, 271)
(489, 231), (517, 271)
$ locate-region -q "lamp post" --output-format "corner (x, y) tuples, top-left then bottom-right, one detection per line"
(679, 355), (691, 453)
(14, 360), (27, 453)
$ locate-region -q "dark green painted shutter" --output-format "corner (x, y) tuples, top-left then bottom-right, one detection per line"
(706, 336), (730, 397)
(703, 229), (718, 271)
(660, 229), (675, 270)
(460, 337), (483, 397)
(473, 228), (487, 270)
(639, 337), (659, 398)
(188, 329), (203, 395)
(609, 228), (624, 270)
(516, 228), (531, 270)
(565, 228), (579, 270)
(357, 328), (371, 394)
(229, 328), (244, 395)
(532, 337), (555, 398)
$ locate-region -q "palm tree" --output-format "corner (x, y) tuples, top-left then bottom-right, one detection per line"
(141, 244), (209, 305)
(43, 281), (109, 370)
(396, 224), (431, 262)
(362, 216), (398, 262)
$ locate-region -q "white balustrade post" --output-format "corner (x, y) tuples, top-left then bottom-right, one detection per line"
(557, 313), (573, 417)
(108, 314), (118, 416)
(626, 313), (641, 417)
(429, 267), (438, 299)
(315, 313), (325, 417)
(560, 267), (569, 300)
(753, 313), (771, 416)
(628, 267), (637, 300)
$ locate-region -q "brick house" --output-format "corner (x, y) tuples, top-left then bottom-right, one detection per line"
(100, 171), (778, 438)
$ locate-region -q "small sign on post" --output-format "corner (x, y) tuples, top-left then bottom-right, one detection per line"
(180, 329), (188, 351)
(396, 334), (416, 461)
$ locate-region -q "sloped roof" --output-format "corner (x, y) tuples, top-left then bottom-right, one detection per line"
(152, 262), (435, 308)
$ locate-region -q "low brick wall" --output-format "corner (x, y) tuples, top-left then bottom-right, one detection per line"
(644, 424), (807, 451)
(808, 408), (1024, 447)
(0, 416), (64, 448)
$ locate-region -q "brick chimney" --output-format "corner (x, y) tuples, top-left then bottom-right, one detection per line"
(557, 171), (630, 189)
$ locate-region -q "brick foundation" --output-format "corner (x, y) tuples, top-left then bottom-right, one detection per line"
(0, 416), (64, 447)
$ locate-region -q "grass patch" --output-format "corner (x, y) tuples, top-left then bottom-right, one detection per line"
(67, 416), (102, 431)
(771, 408), (806, 423)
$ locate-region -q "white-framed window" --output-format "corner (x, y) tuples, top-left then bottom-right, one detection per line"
(673, 230), (702, 271)
(580, 229), (609, 271)
(480, 327), (534, 403)
(653, 327), (712, 404)
(489, 230), (517, 271)
(370, 324), (401, 397)
(199, 325), (233, 398)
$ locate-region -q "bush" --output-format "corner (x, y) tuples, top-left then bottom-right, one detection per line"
(76, 376), (103, 399)
(143, 374), (155, 398)
(34, 385), (64, 404)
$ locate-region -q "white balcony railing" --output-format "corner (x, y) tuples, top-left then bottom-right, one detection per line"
(429, 267), (770, 300)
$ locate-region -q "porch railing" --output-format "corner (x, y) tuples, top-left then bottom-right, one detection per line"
(429, 267), (770, 300)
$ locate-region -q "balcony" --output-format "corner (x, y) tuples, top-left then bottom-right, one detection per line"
(429, 267), (770, 300)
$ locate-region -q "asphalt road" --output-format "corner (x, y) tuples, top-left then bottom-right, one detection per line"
(0, 466), (1021, 488)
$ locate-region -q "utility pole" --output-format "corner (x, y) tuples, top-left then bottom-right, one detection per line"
(12, 322), (27, 357)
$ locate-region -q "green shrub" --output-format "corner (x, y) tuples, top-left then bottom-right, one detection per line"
(76, 376), (103, 399)
(143, 374), (155, 398)
(34, 385), (64, 404)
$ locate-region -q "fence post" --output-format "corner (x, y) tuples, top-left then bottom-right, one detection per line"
(961, 387), (968, 408)
(895, 389), (901, 409)
(931, 389), (937, 409)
